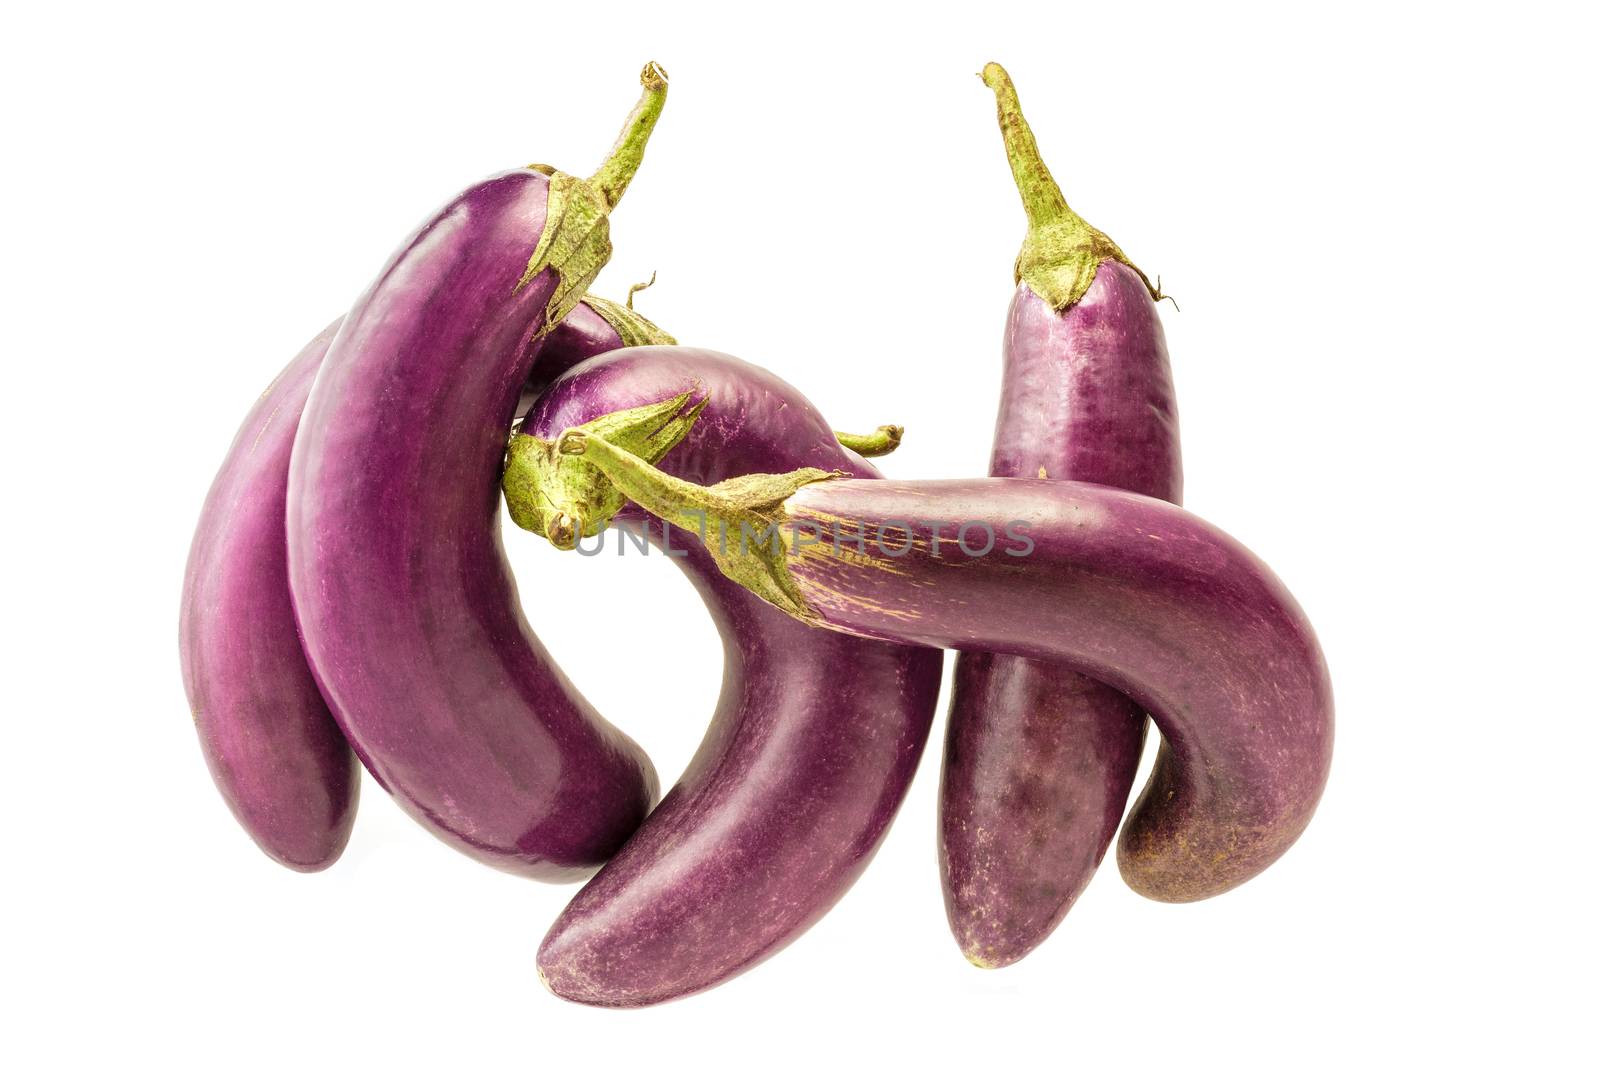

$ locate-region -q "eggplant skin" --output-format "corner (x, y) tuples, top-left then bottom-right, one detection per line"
(942, 259), (1180, 966)
(987, 263), (1179, 496)
(785, 478), (1333, 904)
(518, 300), (635, 415)
(942, 652), (1147, 962)
(287, 170), (656, 879)
(522, 348), (943, 1007)
(180, 320), (357, 872)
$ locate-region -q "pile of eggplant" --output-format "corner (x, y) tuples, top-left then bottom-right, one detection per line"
(180, 61), (1333, 1008)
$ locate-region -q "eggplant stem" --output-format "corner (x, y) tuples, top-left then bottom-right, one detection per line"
(502, 391), (702, 542)
(626, 272), (658, 310)
(590, 62), (670, 211)
(516, 64), (668, 334)
(981, 62), (1072, 232)
(552, 430), (836, 620)
(555, 430), (722, 535)
(835, 425), (904, 458)
(1153, 275), (1180, 310)
(983, 61), (1165, 311)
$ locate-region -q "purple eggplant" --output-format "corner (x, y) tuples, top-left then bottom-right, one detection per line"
(519, 292), (677, 414)
(503, 348), (942, 1006)
(939, 63), (1182, 965)
(181, 320), (357, 871)
(179, 292), (673, 873)
(546, 435), (1334, 905)
(283, 65), (668, 880)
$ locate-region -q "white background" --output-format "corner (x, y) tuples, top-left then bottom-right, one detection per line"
(5, 1), (1596, 1062)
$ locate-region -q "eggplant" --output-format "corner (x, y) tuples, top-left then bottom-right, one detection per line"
(179, 290), (675, 873)
(546, 434), (1334, 904)
(283, 65), (668, 879)
(519, 293), (677, 414)
(939, 63), (1182, 966)
(180, 320), (357, 871)
(503, 348), (942, 1006)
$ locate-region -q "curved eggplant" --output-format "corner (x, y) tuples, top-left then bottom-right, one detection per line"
(284, 66), (667, 880)
(519, 293), (677, 414)
(504, 348), (942, 1006)
(180, 320), (357, 871)
(179, 290), (674, 873)
(940, 63), (1181, 966)
(548, 437), (1334, 904)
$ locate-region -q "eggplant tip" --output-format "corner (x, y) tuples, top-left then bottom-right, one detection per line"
(547, 512), (579, 550)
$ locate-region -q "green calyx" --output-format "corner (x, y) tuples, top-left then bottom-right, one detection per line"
(504, 384), (902, 616)
(516, 61), (670, 334)
(504, 370), (905, 556)
(516, 170), (613, 334)
(552, 429), (839, 620)
(582, 292), (677, 347)
(503, 391), (705, 546)
(982, 61), (1165, 311)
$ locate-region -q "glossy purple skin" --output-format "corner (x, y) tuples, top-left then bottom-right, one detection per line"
(523, 348), (943, 1007)
(518, 300), (623, 415)
(786, 477), (1333, 903)
(180, 320), (357, 871)
(987, 264), (1179, 494)
(181, 302), (654, 873)
(943, 261), (1180, 964)
(287, 170), (657, 880)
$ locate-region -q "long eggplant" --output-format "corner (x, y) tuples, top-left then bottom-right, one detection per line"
(283, 65), (667, 880)
(503, 348), (942, 1005)
(939, 63), (1182, 965)
(181, 320), (356, 871)
(547, 435), (1334, 904)
(179, 290), (674, 873)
